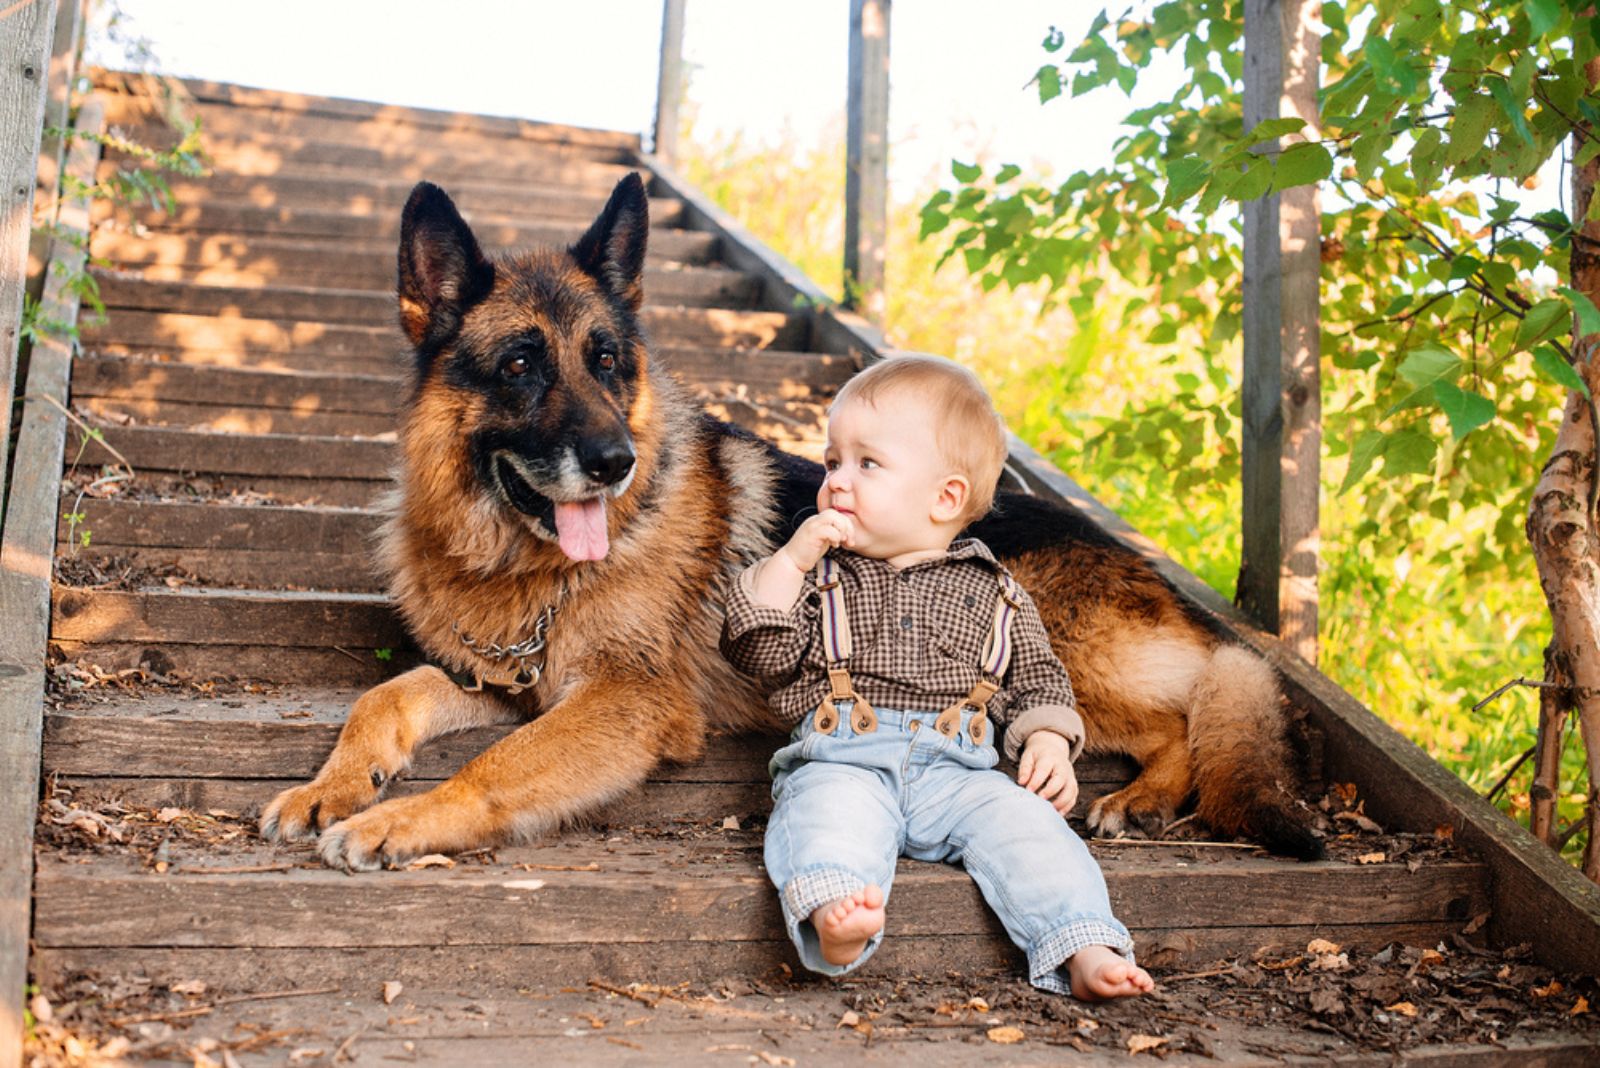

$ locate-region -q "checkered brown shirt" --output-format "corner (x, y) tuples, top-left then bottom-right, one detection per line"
(721, 539), (1083, 761)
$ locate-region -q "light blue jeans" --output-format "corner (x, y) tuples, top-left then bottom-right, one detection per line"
(765, 703), (1133, 995)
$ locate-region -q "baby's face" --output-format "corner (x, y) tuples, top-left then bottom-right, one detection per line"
(819, 392), (956, 561)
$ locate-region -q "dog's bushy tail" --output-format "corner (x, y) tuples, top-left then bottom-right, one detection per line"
(1187, 645), (1324, 860)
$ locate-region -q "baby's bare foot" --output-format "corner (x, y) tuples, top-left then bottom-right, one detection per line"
(811, 884), (885, 966)
(1068, 944), (1154, 1001)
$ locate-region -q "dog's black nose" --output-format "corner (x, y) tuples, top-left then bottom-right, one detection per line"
(580, 439), (636, 485)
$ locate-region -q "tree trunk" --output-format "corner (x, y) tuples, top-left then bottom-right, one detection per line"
(1529, 56), (1600, 880)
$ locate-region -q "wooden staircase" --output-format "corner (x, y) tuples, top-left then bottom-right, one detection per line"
(23, 72), (1600, 1064)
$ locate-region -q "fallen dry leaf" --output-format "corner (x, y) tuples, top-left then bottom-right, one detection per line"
(1572, 995), (1590, 1016)
(1386, 1001), (1418, 1017)
(1306, 938), (1341, 955)
(1356, 852), (1386, 865)
(987, 1025), (1024, 1044)
(752, 1053), (794, 1067)
(1462, 911), (1491, 935)
(1076, 1017), (1100, 1035)
(405, 854), (454, 870)
(287, 1050), (324, 1064)
(28, 994), (52, 1025)
(1333, 810), (1383, 834)
(382, 981), (403, 1005)
(156, 807), (185, 823)
(191, 1050), (221, 1068)
(966, 995), (990, 1012)
(170, 980), (207, 997)
(837, 1010), (860, 1029)
(720, 815), (741, 830)
(1418, 949), (1445, 969)
(1533, 979), (1564, 999)
(1128, 1034), (1169, 1055)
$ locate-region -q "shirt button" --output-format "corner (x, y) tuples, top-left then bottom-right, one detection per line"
(901, 615), (913, 630)
(965, 595), (976, 607)
(899, 571), (911, 583)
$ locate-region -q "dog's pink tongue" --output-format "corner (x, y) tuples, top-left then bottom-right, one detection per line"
(553, 498), (609, 561)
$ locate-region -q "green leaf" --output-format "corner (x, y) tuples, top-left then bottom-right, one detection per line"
(1445, 94), (1495, 167)
(1385, 345), (1461, 417)
(1488, 79), (1535, 147)
(1527, 0), (1561, 39)
(1556, 286), (1600, 335)
(951, 160), (982, 183)
(1433, 380), (1496, 440)
(1272, 142), (1333, 191)
(1382, 428), (1438, 478)
(1245, 117), (1308, 146)
(1514, 298), (1570, 352)
(1160, 157), (1210, 209)
(1035, 65), (1062, 104)
(994, 164), (1022, 185)
(1533, 344), (1593, 397)
(1410, 127), (1444, 190)
(1352, 134), (1387, 180)
(1341, 430), (1386, 492)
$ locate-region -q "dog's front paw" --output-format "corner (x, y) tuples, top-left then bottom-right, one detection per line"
(260, 772), (380, 843)
(317, 793), (466, 872)
(1086, 788), (1175, 839)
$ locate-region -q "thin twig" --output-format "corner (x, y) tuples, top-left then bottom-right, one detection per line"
(332, 1024), (366, 1064)
(1159, 966), (1235, 982)
(108, 1005), (213, 1027)
(23, 392), (136, 473)
(1471, 675), (1560, 713)
(213, 985), (341, 1006)
(174, 863), (293, 875)
(331, 645), (367, 666)
(1485, 744), (1536, 803)
(1089, 837), (1259, 849)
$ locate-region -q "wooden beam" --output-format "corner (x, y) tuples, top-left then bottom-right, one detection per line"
(844, 0), (890, 324)
(24, 0), (84, 305)
(1240, 0), (1321, 663)
(0, 91), (97, 1068)
(653, 0), (686, 164)
(1, 0), (60, 542)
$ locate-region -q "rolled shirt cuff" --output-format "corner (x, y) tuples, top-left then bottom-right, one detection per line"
(723, 561), (810, 644)
(1002, 702), (1085, 762)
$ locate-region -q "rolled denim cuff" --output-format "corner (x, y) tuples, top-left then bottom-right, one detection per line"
(779, 865), (881, 977)
(1027, 915), (1136, 996)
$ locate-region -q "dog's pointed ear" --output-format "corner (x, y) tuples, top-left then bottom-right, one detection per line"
(398, 182), (494, 354)
(570, 172), (649, 312)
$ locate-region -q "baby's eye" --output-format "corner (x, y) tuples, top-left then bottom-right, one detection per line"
(823, 458), (840, 472)
(860, 458), (879, 470)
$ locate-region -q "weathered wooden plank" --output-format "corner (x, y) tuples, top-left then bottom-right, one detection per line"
(32, 851), (1488, 947)
(23, 0), (85, 304)
(83, 305), (805, 357)
(93, 70), (642, 154)
(40, 710), (1138, 785)
(25, 919), (1474, 996)
(54, 499), (376, 556)
(76, 425), (394, 481)
(0, 0), (59, 535)
(653, 0), (686, 164)
(94, 165), (687, 224)
(76, 397), (398, 438)
(93, 265), (755, 314)
(91, 231), (716, 278)
(844, 0), (890, 323)
(92, 271), (761, 324)
(51, 586), (405, 648)
(49, 640), (408, 685)
(1005, 435), (1600, 976)
(1239, 0), (1321, 661)
(0, 75), (89, 1068)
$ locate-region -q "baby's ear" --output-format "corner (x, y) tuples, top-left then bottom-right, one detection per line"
(933, 474), (970, 524)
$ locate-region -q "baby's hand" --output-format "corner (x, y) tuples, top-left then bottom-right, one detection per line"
(1018, 731), (1078, 815)
(780, 509), (855, 573)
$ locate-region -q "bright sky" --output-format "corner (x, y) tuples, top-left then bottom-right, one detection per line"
(84, 0), (1170, 191)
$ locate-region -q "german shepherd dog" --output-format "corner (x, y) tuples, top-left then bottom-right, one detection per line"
(260, 174), (1322, 869)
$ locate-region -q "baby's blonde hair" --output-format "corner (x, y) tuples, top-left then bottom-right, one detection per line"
(830, 354), (1008, 522)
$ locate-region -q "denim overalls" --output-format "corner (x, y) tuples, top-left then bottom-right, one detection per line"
(763, 557), (1134, 995)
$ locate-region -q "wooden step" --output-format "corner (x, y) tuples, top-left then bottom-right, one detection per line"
(50, 585), (410, 684)
(93, 269), (761, 322)
(31, 826), (1490, 987)
(94, 71), (641, 155)
(92, 231), (720, 279)
(55, 498), (383, 590)
(96, 198), (702, 248)
(82, 307), (808, 363)
(94, 170), (690, 228)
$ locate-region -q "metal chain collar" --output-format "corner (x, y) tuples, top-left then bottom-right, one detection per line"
(451, 602), (556, 695)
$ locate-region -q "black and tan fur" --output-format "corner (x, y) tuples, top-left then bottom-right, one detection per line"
(260, 174), (1321, 870)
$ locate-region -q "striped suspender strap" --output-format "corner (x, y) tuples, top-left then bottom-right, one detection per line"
(979, 570), (1025, 680)
(812, 555), (876, 733)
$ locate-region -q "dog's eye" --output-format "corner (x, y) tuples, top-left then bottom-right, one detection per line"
(503, 356), (530, 378)
(597, 352), (616, 372)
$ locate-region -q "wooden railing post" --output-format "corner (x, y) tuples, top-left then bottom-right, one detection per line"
(26, 0), (87, 305)
(1240, 0), (1322, 664)
(653, 0), (686, 165)
(1, 0), (62, 543)
(844, 0), (890, 324)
